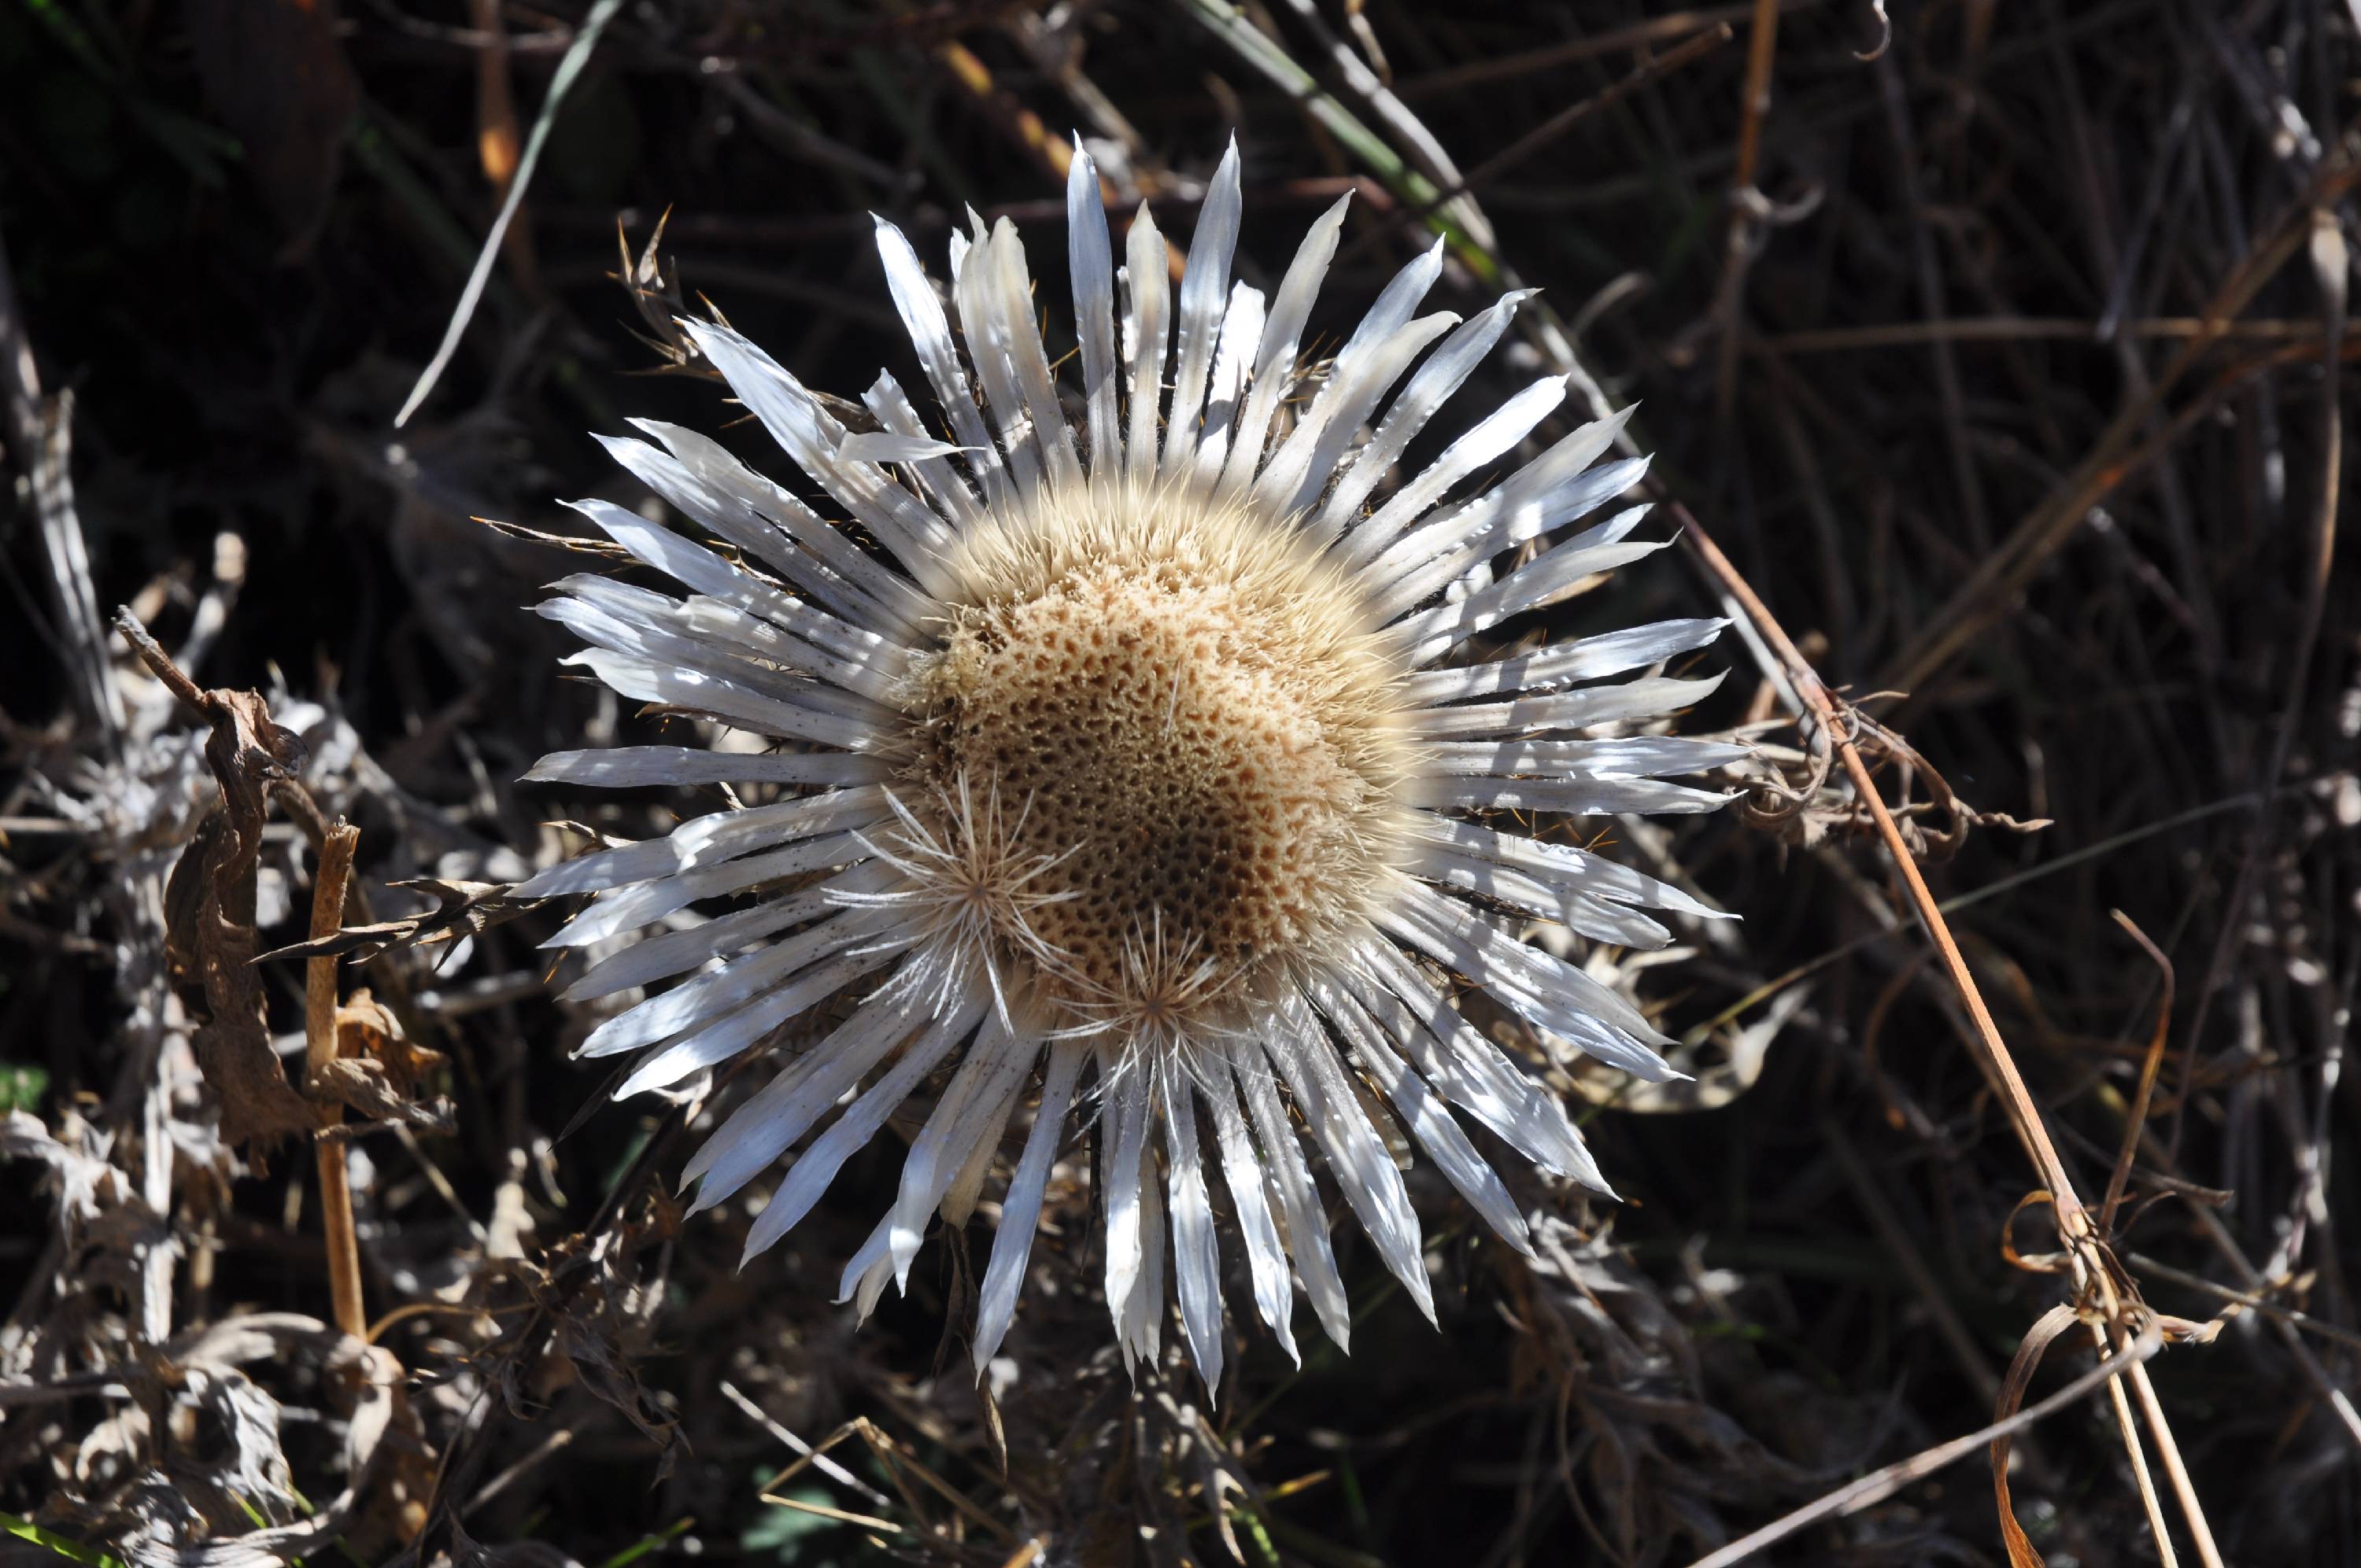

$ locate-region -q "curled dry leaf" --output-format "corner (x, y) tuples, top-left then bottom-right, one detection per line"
(148, 662), (317, 1152)
(1992, 1304), (2085, 1568)
(308, 991), (456, 1134)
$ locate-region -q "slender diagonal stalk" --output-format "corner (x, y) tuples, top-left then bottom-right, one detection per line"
(1659, 494), (2224, 1564)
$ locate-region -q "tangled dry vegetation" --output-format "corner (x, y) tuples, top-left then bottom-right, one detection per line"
(2, 2), (2356, 1564)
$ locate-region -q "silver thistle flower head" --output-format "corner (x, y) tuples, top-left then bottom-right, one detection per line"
(523, 138), (1739, 1386)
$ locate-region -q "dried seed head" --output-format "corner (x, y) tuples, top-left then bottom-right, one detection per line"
(530, 139), (1738, 1382)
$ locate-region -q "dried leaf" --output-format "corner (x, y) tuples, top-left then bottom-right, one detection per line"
(555, 1311), (685, 1485)
(258, 878), (538, 965)
(305, 991), (453, 1131)
(156, 682), (314, 1151)
(1992, 1304), (2083, 1568)
(2, 1109), (134, 1230)
(310, 1058), (456, 1134)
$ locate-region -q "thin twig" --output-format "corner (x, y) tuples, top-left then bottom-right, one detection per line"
(1335, 22), (1734, 273)
(1683, 1325), (2164, 1568)
(1649, 488), (2230, 1559)
(308, 819), (367, 1340)
(1667, 500), (2090, 1227)
(1713, 0), (1782, 422)
(1877, 124), (2361, 697)
(2101, 911), (2174, 1237)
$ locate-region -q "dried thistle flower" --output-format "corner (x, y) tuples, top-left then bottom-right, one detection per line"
(524, 141), (1738, 1384)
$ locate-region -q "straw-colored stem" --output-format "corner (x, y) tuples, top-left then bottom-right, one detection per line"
(308, 820), (365, 1340)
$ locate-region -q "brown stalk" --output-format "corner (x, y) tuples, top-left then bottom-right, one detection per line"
(470, 0), (538, 289)
(309, 819), (367, 1340)
(1710, 0), (1781, 422)
(2105, 1376), (2176, 1567)
(1671, 500), (2089, 1225)
(2101, 911), (2174, 1238)
(1657, 496), (2227, 1562)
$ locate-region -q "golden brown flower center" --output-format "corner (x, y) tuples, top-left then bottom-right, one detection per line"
(901, 493), (1410, 1029)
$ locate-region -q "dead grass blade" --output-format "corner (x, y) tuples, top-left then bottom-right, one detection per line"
(1684, 1314), (2163, 1568)
(394, 0), (625, 426)
(1878, 125), (2361, 699)
(2101, 911), (2174, 1237)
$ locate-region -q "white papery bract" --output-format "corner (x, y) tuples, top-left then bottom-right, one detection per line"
(525, 140), (1738, 1388)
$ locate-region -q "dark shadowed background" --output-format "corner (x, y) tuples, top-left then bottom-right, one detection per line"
(2, 2), (2357, 1565)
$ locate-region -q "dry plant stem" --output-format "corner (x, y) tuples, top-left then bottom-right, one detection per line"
(2102, 1370), (2176, 1568)
(2101, 910), (2174, 1236)
(2124, 1336), (2222, 1566)
(1341, 21), (1733, 268)
(308, 820), (366, 1340)
(2173, 207), (2349, 1163)
(1878, 125), (2361, 698)
(1711, 0), (1781, 421)
(2078, 1202), (2222, 1566)
(1666, 500), (2227, 1564)
(1683, 1326), (2163, 1568)
(1833, 750), (2086, 1230)
(1669, 500), (2087, 1228)
(2126, 1251), (2361, 1352)
(720, 1378), (893, 1509)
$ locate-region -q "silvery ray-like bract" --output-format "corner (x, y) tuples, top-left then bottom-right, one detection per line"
(523, 138), (1740, 1386)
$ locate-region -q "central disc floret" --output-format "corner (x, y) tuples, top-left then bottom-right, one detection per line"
(903, 489), (1412, 1035)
